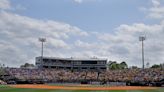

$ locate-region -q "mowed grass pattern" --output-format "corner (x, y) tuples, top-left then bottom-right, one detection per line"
(0, 85), (163, 92)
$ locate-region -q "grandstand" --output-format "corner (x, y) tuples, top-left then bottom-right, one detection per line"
(35, 56), (107, 71)
(0, 57), (163, 86)
(3, 67), (164, 86)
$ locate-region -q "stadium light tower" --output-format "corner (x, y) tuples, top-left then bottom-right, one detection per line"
(139, 36), (146, 69)
(39, 38), (46, 63)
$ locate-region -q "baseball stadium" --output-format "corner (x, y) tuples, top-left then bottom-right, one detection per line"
(0, 56), (164, 92)
(1, 0), (164, 92)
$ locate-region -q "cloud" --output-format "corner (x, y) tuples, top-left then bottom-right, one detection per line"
(142, 0), (164, 19)
(0, 0), (164, 68)
(95, 21), (164, 66)
(73, 18), (164, 67)
(72, 0), (101, 4)
(0, 40), (28, 67)
(75, 40), (97, 49)
(73, 0), (83, 4)
(0, 0), (11, 10)
(0, 11), (88, 67)
(152, 0), (160, 7)
(72, 19), (164, 67)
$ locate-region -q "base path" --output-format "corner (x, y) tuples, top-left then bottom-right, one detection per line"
(10, 84), (158, 91)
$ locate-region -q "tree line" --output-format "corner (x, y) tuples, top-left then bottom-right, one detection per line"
(107, 61), (164, 70)
(0, 61), (164, 70)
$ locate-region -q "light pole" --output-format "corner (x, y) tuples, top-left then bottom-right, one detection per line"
(139, 36), (146, 69)
(39, 38), (46, 68)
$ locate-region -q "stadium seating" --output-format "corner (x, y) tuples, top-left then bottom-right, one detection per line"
(3, 68), (164, 86)
(0, 80), (7, 84)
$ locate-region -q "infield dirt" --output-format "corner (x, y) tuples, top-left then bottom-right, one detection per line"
(10, 84), (158, 91)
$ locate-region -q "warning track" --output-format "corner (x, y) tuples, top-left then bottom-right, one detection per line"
(10, 84), (158, 91)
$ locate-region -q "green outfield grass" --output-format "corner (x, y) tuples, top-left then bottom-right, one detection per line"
(0, 85), (163, 92)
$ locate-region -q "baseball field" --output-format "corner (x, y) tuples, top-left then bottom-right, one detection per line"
(0, 84), (163, 92)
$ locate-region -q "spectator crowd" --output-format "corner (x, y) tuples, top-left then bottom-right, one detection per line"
(4, 67), (163, 83)
(0, 80), (7, 84)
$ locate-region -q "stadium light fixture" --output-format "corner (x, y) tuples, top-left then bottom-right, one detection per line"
(39, 38), (46, 57)
(39, 38), (46, 67)
(139, 36), (146, 69)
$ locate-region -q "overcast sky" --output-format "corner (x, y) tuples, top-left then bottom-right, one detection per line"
(0, 0), (164, 67)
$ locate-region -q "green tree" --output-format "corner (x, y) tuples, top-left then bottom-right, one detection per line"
(108, 61), (128, 70)
(108, 61), (117, 70)
(151, 64), (160, 68)
(20, 63), (35, 68)
(120, 61), (128, 69)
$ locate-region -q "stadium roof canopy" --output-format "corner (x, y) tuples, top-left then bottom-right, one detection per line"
(37, 56), (107, 61)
